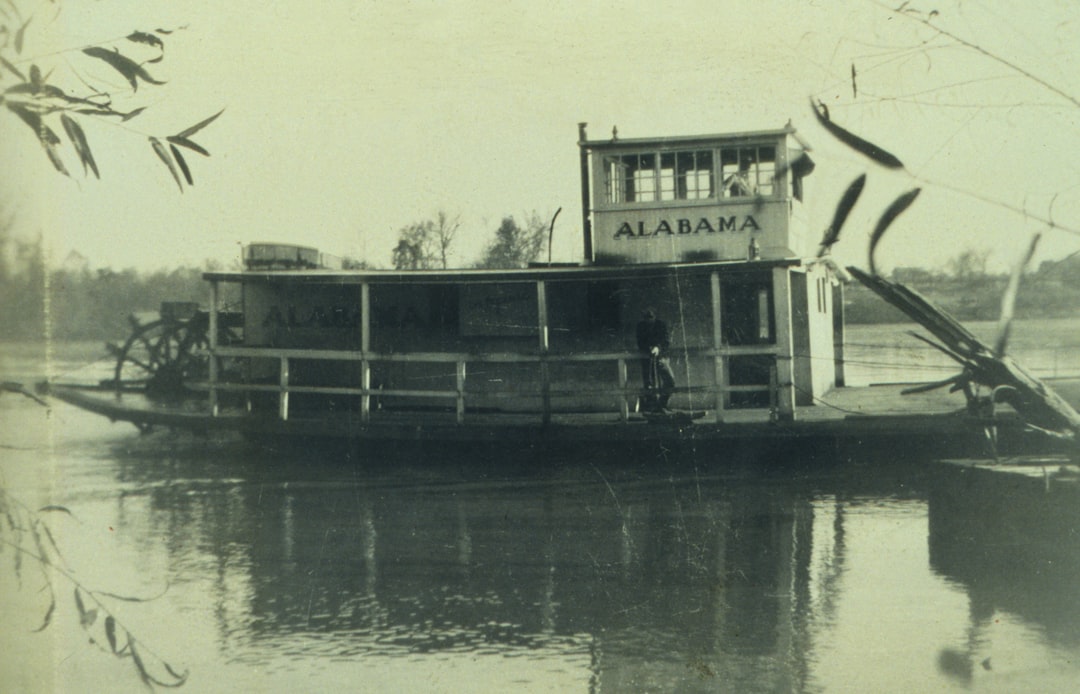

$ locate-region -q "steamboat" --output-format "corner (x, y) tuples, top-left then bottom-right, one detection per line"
(38, 123), (1080, 457)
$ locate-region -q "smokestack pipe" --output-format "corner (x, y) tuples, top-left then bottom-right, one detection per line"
(578, 122), (593, 264)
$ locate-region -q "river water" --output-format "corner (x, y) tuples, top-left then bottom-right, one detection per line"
(2, 324), (1079, 693)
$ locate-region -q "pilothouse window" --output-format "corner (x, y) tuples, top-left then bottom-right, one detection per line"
(605, 145), (773, 203)
(721, 145), (774, 198)
(606, 153), (657, 203)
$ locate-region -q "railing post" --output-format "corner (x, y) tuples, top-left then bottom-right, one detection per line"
(618, 358), (629, 421)
(456, 360), (466, 424)
(208, 279), (219, 416)
(769, 362), (779, 422)
(279, 356), (289, 421)
(361, 360), (371, 423)
(537, 280), (551, 425)
(710, 271), (724, 423)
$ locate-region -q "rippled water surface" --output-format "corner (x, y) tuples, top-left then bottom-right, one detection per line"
(2, 332), (1080, 692)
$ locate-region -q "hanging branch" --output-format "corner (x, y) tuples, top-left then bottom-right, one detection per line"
(0, 489), (189, 687)
(0, 5), (222, 191)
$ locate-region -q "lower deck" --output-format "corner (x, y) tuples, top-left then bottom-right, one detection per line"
(41, 380), (1078, 458)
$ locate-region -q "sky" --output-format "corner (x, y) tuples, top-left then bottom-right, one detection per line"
(3, 0), (1080, 274)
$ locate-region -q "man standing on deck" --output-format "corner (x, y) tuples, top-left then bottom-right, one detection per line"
(636, 308), (676, 413)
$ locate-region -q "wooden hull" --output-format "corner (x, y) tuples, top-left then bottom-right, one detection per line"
(39, 381), (1071, 459)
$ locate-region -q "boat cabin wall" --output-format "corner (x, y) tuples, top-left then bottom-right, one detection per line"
(788, 262), (839, 405)
(363, 277), (725, 412)
(243, 281), (362, 350)
(233, 268), (825, 414)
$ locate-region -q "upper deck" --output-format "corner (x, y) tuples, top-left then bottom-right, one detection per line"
(579, 124), (814, 265)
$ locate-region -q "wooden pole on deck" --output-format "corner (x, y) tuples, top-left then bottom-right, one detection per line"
(208, 280), (219, 416)
(537, 280), (551, 425)
(360, 282), (371, 423)
(711, 271), (724, 423)
(771, 267), (796, 421)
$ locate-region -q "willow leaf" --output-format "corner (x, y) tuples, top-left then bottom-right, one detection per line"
(811, 99), (904, 169)
(74, 587), (87, 620)
(994, 233), (1041, 357)
(43, 141), (69, 176)
(818, 173), (866, 257)
(175, 108), (223, 139)
(96, 581), (171, 602)
(129, 640), (152, 686)
(869, 188), (921, 275)
(126, 31), (164, 50)
(166, 135), (209, 157)
(1, 55), (26, 81)
(61, 114), (99, 178)
(901, 374), (963, 395)
(150, 137), (183, 192)
(5, 82), (39, 94)
(105, 615), (118, 652)
(33, 593), (56, 632)
(121, 106), (147, 122)
(14, 14), (30, 53)
(37, 504), (73, 516)
(7, 101), (63, 173)
(6, 100), (43, 133)
(76, 107), (122, 117)
(129, 639), (187, 688)
(82, 46), (165, 91)
(4, 80), (69, 99)
(169, 144), (193, 185)
(38, 520), (62, 558)
(163, 661), (189, 685)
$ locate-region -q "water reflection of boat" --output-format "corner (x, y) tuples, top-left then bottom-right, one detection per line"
(122, 456), (854, 692)
(36, 124), (1080, 456)
(928, 458), (1080, 647)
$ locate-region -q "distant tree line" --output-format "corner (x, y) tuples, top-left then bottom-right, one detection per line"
(0, 208), (559, 342)
(844, 250), (1080, 323)
(3, 225), (1078, 343)
(0, 232), (213, 341)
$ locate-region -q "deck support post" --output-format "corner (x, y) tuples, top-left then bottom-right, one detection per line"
(771, 267), (796, 421)
(537, 280), (551, 425)
(710, 271), (724, 423)
(360, 282), (371, 423)
(208, 279), (219, 417)
(279, 357), (289, 421)
(618, 358), (629, 421)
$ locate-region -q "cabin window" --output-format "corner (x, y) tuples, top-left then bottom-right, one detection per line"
(369, 284), (459, 351)
(720, 145), (775, 198)
(722, 281), (774, 345)
(460, 283), (538, 337)
(546, 280), (622, 351)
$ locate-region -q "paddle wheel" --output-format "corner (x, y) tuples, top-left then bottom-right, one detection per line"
(105, 302), (241, 401)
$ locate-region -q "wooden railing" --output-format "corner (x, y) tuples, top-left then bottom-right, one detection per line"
(201, 344), (786, 425)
